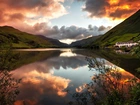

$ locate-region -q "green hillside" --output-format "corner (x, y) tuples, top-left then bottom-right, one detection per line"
(91, 9), (140, 47)
(37, 35), (68, 47)
(0, 26), (58, 48)
(70, 35), (101, 48)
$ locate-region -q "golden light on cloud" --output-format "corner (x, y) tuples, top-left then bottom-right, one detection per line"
(0, 0), (67, 27)
(120, 5), (130, 10)
(19, 70), (70, 97)
(14, 100), (37, 105)
(83, 0), (140, 19)
(109, 0), (119, 5)
(13, 68), (71, 105)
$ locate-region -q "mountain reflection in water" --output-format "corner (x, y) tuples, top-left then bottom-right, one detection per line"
(11, 49), (137, 105)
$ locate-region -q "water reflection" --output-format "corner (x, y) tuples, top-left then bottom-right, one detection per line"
(115, 50), (130, 54)
(14, 70), (70, 105)
(70, 58), (139, 105)
(12, 49), (94, 105)
(10, 49), (138, 105)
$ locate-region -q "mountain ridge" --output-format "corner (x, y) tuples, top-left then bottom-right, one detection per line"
(90, 9), (140, 47)
(0, 26), (67, 48)
(37, 35), (68, 47)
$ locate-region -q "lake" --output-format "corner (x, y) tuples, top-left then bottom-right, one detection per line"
(9, 48), (139, 105)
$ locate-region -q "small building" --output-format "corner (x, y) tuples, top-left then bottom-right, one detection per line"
(115, 41), (138, 48)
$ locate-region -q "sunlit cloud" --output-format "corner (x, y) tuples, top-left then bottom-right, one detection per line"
(1, 0), (67, 20)
(0, 0), (139, 43)
(79, 0), (140, 19)
(60, 39), (77, 44)
(0, 0), (116, 42)
(0, 0), (67, 29)
(13, 69), (70, 105)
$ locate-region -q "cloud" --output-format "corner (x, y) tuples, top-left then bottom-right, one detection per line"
(13, 70), (70, 105)
(0, 0), (67, 25)
(12, 22), (111, 41)
(98, 25), (111, 31)
(26, 23), (111, 40)
(78, 0), (140, 19)
(47, 25), (111, 40)
(0, 0), (112, 41)
(0, 0), (68, 41)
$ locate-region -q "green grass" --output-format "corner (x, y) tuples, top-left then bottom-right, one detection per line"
(12, 42), (30, 48)
(0, 26), (55, 49)
(90, 9), (140, 47)
(103, 33), (139, 46)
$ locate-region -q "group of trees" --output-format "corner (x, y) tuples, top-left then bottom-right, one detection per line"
(0, 42), (139, 105)
(0, 46), (20, 105)
(69, 57), (140, 105)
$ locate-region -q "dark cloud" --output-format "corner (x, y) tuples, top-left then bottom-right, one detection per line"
(109, 8), (136, 19)
(31, 23), (111, 40)
(98, 25), (106, 31)
(1, 0), (48, 9)
(98, 25), (111, 31)
(83, 0), (109, 17)
(78, 0), (140, 19)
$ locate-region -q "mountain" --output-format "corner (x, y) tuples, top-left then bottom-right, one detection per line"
(70, 35), (101, 48)
(37, 35), (68, 47)
(0, 26), (66, 48)
(90, 9), (140, 47)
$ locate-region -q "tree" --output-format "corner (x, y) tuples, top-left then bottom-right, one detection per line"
(69, 57), (140, 105)
(0, 45), (20, 105)
(0, 71), (20, 105)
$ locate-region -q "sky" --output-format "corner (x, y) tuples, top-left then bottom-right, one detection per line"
(0, 0), (140, 44)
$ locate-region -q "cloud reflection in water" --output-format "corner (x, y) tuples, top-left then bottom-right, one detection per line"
(13, 69), (70, 105)
(13, 51), (88, 105)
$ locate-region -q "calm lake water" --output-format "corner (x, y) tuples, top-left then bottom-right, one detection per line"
(11, 48), (138, 105)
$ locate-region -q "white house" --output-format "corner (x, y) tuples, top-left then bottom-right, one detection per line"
(115, 42), (138, 48)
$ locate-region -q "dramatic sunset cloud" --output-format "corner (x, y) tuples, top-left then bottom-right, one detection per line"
(0, 0), (139, 43)
(0, 0), (67, 25)
(79, 0), (140, 19)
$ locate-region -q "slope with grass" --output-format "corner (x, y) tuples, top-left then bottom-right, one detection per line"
(0, 26), (66, 48)
(37, 35), (68, 47)
(70, 35), (101, 48)
(90, 9), (140, 47)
